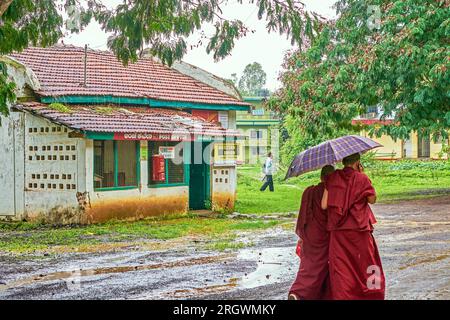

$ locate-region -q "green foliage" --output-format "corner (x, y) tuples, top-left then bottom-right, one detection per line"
(271, 0), (450, 163)
(0, 0), (324, 119)
(438, 142), (450, 159)
(238, 62), (267, 96)
(48, 102), (72, 113)
(0, 60), (15, 122)
(387, 159), (450, 171)
(87, 0), (324, 66)
(0, 0), (66, 117)
(0, 0), (63, 55)
(204, 199), (212, 210)
(360, 151), (378, 168)
(277, 112), (353, 165)
(94, 106), (115, 114)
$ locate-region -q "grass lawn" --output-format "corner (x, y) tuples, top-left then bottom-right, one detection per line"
(0, 214), (281, 254)
(235, 160), (450, 214)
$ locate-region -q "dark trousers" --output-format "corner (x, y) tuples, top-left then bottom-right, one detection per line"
(260, 175), (274, 192)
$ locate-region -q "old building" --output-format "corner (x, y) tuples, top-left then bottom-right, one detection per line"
(353, 107), (448, 160)
(0, 45), (249, 223)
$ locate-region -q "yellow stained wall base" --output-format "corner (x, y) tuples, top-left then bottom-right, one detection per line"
(212, 192), (235, 212)
(84, 195), (188, 224)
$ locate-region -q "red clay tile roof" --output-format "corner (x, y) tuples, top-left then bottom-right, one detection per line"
(10, 45), (248, 107)
(15, 102), (243, 138)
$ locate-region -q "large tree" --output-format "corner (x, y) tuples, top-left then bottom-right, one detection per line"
(271, 0), (450, 162)
(0, 0), (326, 119)
(238, 62), (267, 96)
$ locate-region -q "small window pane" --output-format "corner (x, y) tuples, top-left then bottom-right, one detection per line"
(117, 140), (137, 187)
(167, 144), (184, 184)
(94, 140), (114, 188)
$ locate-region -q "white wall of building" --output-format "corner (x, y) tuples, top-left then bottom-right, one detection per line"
(0, 57), (38, 219)
(211, 165), (237, 211)
(22, 115), (86, 222)
(0, 111), (25, 217)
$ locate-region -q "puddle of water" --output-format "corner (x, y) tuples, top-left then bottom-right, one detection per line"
(161, 278), (240, 299)
(141, 247), (297, 299)
(237, 247), (296, 289)
(0, 254), (233, 292)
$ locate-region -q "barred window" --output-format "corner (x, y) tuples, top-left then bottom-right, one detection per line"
(148, 141), (185, 185)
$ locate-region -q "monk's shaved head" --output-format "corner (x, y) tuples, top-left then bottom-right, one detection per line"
(342, 153), (361, 166)
(321, 165), (335, 178)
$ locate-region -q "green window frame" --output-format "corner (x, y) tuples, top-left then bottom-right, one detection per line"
(148, 141), (190, 188)
(93, 140), (141, 191)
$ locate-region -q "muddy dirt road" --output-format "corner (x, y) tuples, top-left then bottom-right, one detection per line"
(0, 196), (449, 300)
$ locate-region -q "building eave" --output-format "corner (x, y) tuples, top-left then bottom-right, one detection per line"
(40, 95), (251, 111)
(236, 119), (279, 126)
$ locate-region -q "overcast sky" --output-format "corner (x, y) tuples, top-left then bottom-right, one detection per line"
(63, 0), (337, 91)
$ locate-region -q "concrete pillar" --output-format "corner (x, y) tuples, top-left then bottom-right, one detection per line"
(140, 140), (148, 191)
(85, 139), (94, 193)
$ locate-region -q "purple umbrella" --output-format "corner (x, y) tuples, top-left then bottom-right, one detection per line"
(285, 135), (383, 179)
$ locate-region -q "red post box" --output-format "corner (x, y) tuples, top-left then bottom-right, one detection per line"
(152, 154), (165, 182)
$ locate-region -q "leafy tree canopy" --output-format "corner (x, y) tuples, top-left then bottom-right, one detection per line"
(238, 62), (267, 96)
(270, 0), (450, 162)
(0, 0), (326, 119)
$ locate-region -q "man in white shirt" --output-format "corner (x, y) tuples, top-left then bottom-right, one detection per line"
(260, 152), (274, 192)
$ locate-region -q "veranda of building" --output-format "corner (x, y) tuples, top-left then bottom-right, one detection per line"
(0, 46), (250, 224)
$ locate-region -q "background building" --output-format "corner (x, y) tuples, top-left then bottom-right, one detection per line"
(235, 97), (280, 164)
(353, 107), (448, 160)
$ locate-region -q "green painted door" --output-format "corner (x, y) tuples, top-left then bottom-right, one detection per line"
(189, 142), (210, 210)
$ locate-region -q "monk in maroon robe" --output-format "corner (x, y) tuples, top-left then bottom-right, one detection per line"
(322, 153), (385, 300)
(289, 165), (335, 300)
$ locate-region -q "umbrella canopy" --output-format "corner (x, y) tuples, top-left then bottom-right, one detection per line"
(285, 135), (382, 179)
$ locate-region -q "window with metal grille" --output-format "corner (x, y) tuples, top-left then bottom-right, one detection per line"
(148, 141), (185, 186)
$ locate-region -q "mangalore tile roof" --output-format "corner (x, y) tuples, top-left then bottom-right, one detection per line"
(9, 45), (249, 107)
(14, 102), (243, 138)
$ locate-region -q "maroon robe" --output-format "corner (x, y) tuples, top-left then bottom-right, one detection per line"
(290, 183), (330, 300)
(325, 167), (385, 300)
